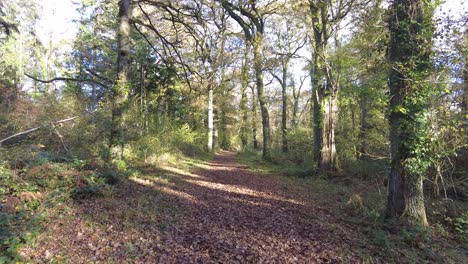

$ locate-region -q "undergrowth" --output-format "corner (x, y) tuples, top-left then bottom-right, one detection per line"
(0, 127), (211, 262)
(236, 150), (468, 263)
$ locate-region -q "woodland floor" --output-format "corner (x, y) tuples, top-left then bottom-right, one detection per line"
(18, 151), (466, 263)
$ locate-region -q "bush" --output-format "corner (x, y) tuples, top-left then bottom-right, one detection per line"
(126, 122), (207, 164)
(446, 212), (468, 242)
(341, 158), (387, 180)
(285, 127), (313, 165)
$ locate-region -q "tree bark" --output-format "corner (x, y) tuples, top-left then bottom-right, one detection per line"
(220, 104), (229, 149)
(250, 85), (259, 150)
(358, 94), (369, 159)
(281, 66), (288, 153)
(291, 77), (305, 128)
(463, 54), (468, 132)
(240, 43), (250, 149)
(308, 0), (338, 172)
(253, 37), (271, 160)
(311, 69), (323, 167)
(208, 85), (214, 152)
(320, 93), (337, 171)
(109, 0), (132, 156)
(386, 0), (434, 226)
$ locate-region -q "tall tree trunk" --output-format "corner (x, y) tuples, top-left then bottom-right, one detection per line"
(281, 66), (288, 153)
(139, 61), (145, 135)
(292, 90), (299, 128)
(358, 94), (369, 159)
(253, 36), (271, 160)
(240, 43), (250, 149)
(311, 54), (323, 167)
(386, 0), (434, 226)
(309, 0), (338, 172)
(463, 56), (468, 132)
(250, 85), (259, 150)
(320, 93), (337, 171)
(109, 0), (131, 158)
(220, 104), (229, 149)
(207, 85), (214, 152)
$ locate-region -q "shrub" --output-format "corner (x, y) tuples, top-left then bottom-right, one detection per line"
(446, 212), (468, 242)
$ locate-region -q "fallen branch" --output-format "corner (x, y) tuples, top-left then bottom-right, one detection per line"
(0, 116), (77, 146)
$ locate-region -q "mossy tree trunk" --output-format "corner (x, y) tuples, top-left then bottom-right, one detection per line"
(253, 36), (271, 160)
(240, 43), (250, 150)
(309, 1), (337, 172)
(109, 0), (131, 158)
(250, 85), (259, 150)
(386, 0), (435, 226)
(358, 93), (369, 159)
(281, 65), (288, 153)
(463, 54), (468, 133)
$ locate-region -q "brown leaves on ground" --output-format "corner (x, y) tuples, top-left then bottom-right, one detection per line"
(20, 152), (377, 263)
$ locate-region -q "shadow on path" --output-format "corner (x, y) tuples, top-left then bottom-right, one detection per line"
(20, 151), (371, 263)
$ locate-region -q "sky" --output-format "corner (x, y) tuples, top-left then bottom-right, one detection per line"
(37, 0), (466, 46)
(36, 0), (81, 49)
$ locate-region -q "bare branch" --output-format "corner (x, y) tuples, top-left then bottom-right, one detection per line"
(0, 116), (77, 146)
(25, 73), (109, 88)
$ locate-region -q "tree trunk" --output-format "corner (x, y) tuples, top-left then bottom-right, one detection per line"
(240, 43), (250, 149)
(207, 85), (214, 152)
(250, 85), (259, 150)
(358, 94), (369, 159)
(463, 55), (468, 132)
(320, 93), (337, 171)
(281, 66), (288, 153)
(311, 59), (323, 167)
(292, 90), (299, 128)
(220, 105), (229, 150)
(109, 0), (131, 158)
(253, 37), (271, 160)
(385, 0), (434, 226)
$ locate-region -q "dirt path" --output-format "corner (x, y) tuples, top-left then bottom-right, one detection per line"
(155, 152), (366, 263)
(21, 152), (372, 263)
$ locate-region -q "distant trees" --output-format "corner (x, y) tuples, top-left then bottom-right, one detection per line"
(267, 15), (306, 153)
(220, 0), (275, 160)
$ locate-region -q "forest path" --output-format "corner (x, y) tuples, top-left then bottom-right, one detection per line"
(20, 151), (373, 263)
(155, 151), (366, 263)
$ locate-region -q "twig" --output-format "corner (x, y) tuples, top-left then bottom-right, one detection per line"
(52, 123), (69, 152)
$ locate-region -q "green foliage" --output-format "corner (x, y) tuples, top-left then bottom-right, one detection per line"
(370, 228), (390, 248)
(0, 151), (116, 261)
(445, 212), (468, 242)
(99, 170), (120, 185)
(115, 160), (127, 172)
(400, 225), (431, 246)
(285, 127), (313, 165)
(341, 159), (387, 180)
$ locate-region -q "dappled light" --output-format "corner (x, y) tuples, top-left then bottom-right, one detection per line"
(1, 0), (467, 262)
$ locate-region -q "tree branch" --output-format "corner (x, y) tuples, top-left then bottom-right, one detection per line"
(0, 116), (77, 146)
(25, 73), (109, 88)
